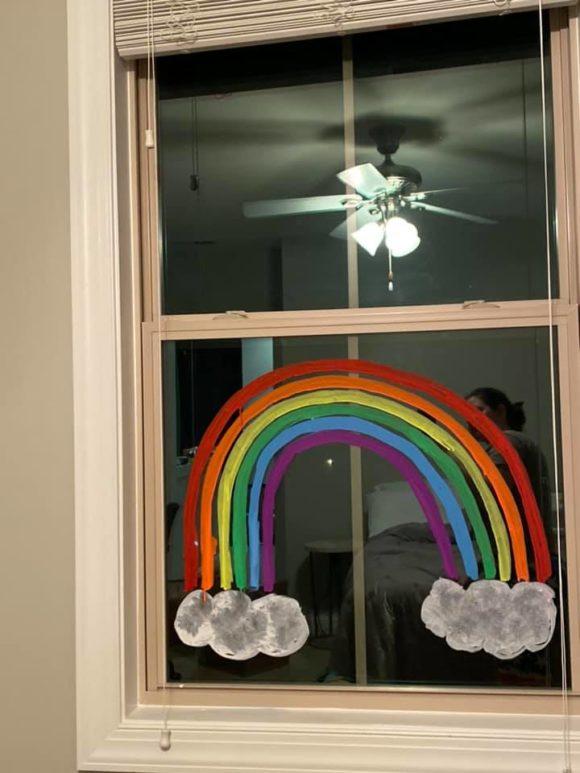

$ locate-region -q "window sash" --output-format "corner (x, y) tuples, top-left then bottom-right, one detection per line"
(149, 299), (575, 339)
(140, 20), (576, 324)
(141, 308), (580, 702)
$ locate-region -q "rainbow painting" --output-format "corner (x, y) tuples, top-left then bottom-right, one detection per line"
(175, 359), (557, 661)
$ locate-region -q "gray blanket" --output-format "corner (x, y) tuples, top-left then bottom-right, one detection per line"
(330, 523), (554, 685)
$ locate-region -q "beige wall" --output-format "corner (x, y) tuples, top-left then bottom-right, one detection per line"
(0, 2), (76, 772)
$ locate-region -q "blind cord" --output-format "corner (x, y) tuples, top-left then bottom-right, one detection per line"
(538, 3), (572, 771)
(146, 5), (169, 746)
(145, 0), (156, 148)
(159, 678), (172, 751)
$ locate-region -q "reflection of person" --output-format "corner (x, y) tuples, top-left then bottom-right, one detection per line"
(466, 387), (553, 543)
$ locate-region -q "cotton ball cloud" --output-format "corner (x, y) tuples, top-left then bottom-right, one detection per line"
(174, 590), (309, 660)
(421, 578), (557, 660)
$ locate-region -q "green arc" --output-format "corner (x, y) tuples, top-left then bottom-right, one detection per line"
(231, 400), (497, 588)
(216, 388), (511, 588)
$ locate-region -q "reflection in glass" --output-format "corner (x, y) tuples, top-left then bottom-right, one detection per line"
(162, 328), (565, 687)
(352, 22), (556, 307)
(157, 13), (555, 314)
(157, 38), (347, 315)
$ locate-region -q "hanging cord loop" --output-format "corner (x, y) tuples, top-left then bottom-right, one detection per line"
(538, 2), (572, 770)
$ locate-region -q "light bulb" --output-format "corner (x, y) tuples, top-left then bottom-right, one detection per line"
(352, 221), (385, 256)
(384, 216), (420, 257)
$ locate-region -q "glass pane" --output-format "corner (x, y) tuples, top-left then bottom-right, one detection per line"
(348, 328), (564, 686)
(157, 39), (348, 315)
(162, 327), (566, 688)
(164, 336), (355, 683)
(352, 15), (556, 307)
(156, 13), (556, 315)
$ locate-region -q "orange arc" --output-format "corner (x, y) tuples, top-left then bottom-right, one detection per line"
(199, 374), (528, 590)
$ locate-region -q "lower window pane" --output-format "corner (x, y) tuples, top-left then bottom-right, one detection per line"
(161, 327), (566, 688)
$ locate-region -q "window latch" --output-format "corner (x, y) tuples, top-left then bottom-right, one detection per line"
(462, 300), (500, 310)
(212, 310), (249, 320)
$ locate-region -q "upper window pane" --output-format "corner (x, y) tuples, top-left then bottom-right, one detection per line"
(157, 13), (556, 315)
(157, 38), (346, 315)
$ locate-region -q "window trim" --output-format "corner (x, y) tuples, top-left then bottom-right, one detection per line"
(71, 0), (580, 769)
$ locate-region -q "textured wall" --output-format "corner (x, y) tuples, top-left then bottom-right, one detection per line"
(0, 2), (76, 772)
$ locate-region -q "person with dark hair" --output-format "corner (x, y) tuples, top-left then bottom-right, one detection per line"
(466, 386), (526, 432)
(466, 386), (554, 548)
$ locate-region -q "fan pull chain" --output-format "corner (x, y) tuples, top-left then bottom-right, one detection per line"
(380, 203), (394, 292)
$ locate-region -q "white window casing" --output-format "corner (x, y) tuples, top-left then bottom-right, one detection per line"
(113, 0), (573, 58)
(72, 0), (580, 770)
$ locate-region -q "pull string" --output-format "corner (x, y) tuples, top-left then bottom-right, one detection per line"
(145, 0), (156, 148)
(190, 97), (200, 192)
(538, 3), (572, 771)
(387, 247), (394, 292)
(146, 0), (151, 122)
(159, 678), (172, 751)
(146, 0), (170, 750)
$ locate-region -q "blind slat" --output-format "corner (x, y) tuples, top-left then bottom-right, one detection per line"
(112, 0), (572, 58)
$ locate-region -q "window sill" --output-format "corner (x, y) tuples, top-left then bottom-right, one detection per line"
(82, 703), (580, 772)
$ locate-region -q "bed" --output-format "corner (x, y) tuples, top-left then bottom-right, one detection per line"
(329, 522), (558, 686)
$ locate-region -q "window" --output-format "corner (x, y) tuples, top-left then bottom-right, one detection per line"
(73, 0), (580, 769)
(136, 8), (580, 708)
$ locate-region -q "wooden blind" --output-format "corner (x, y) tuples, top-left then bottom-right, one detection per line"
(112, 0), (570, 58)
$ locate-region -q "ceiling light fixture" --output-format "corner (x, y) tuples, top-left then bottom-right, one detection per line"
(351, 221), (385, 256)
(384, 216), (421, 258)
(352, 214), (420, 291)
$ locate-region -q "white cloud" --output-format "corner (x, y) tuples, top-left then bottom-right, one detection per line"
(421, 578), (557, 660)
(175, 590), (309, 660)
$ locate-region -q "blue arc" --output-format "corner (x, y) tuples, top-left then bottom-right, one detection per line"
(244, 415), (478, 588)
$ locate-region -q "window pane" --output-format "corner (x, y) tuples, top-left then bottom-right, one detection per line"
(352, 17), (556, 307)
(350, 328), (564, 686)
(162, 327), (566, 687)
(156, 13), (556, 315)
(157, 39), (348, 315)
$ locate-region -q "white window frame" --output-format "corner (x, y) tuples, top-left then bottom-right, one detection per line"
(71, 1), (580, 770)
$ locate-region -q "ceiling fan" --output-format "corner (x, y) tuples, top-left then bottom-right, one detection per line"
(243, 124), (496, 291)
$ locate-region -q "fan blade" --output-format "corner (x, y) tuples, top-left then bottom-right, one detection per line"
(337, 163), (389, 198)
(409, 180), (523, 198)
(243, 194), (361, 219)
(409, 201), (496, 225)
(329, 205), (375, 240)
(407, 187), (465, 199)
